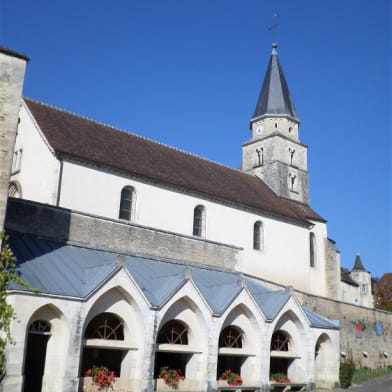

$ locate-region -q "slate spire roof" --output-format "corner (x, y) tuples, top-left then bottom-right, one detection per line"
(251, 43), (299, 123)
(353, 254), (366, 271)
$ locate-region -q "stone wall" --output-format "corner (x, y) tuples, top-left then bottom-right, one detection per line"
(296, 291), (392, 369)
(245, 273), (392, 370)
(0, 49), (28, 230)
(324, 238), (340, 300)
(5, 197), (241, 270)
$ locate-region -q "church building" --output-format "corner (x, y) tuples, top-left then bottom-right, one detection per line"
(0, 42), (378, 392)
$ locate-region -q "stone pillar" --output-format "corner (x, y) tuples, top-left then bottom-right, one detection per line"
(0, 47), (28, 231)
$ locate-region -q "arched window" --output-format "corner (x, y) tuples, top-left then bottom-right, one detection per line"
(81, 313), (125, 377)
(155, 320), (190, 379)
(119, 186), (134, 221)
(28, 320), (51, 334)
(85, 313), (124, 340)
(253, 221), (264, 250)
(217, 325), (245, 379)
(157, 320), (188, 345)
(270, 330), (292, 378)
(219, 326), (243, 348)
(270, 331), (289, 351)
(310, 232), (316, 267)
(8, 181), (21, 198)
(192, 205), (205, 237)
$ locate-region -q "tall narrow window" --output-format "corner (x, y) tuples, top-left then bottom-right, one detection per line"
(119, 186), (134, 221)
(11, 148), (22, 174)
(193, 205), (205, 237)
(8, 182), (21, 198)
(253, 221), (263, 250)
(310, 232), (316, 267)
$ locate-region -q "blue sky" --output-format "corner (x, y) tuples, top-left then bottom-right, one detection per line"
(1, 0), (391, 277)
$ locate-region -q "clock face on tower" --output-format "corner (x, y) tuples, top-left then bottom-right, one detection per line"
(256, 125), (264, 135)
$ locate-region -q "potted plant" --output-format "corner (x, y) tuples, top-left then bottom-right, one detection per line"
(158, 366), (185, 389)
(270, 373), (291, 383)
(84, 366), (116, 390)
(219, 369), (243, 386)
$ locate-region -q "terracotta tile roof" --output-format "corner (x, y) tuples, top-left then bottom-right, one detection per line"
(24, 98), (325, 224)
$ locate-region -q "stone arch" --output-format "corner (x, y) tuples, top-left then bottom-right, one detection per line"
(270, 309), (307, 383)
(23, 304), (65, 392)
(155, 296), (208, 390)
(80, 286), (143, 390)
(314, 333), (336, 388)
(217, 304), (260, 384)
(83, 286), (142, 342)
(158, 295), (208, 348)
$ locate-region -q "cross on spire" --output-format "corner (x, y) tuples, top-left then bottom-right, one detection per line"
(268, 13), (279, 43)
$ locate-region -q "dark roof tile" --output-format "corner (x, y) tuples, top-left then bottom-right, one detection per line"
(24, 98), (324, 224)
(341, 268), (359, 287)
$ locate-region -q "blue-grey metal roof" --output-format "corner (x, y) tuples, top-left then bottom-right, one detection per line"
(251, 43), (299, 122)
(247, 278), (291, 320)
(124, 256), (187, 307)
(8, 231), (337, 328)
(303, 307), (340, 329)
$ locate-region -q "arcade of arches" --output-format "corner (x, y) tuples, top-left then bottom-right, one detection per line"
(18, 290), (339, 392)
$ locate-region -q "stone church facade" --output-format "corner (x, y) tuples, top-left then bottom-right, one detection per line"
(0, 43), (385, 392)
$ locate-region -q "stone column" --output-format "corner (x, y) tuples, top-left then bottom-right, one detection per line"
(0, 47), (28, 231)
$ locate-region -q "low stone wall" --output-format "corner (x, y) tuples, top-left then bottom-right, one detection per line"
(5, 197), (241, 270)
(296, 292), (392, 370)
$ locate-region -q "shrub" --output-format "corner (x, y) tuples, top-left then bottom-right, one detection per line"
(270, 373), (291, 383)
(84, 366), (116, 389)
(339, 359), (355, 388)
(159, 366), (184, 389)
(219, 369), (243, 386)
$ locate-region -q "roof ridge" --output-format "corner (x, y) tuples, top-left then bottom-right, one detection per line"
(23, 97), (246, 176)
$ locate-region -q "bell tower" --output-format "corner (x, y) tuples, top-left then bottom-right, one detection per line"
(242, 43), (309, 204)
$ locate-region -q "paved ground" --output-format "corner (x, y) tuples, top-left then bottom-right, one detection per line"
(314, 372), (392, 391)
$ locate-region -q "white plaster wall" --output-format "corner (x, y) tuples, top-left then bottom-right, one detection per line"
(10, 102), (60, 204)
(308, 221), (328, 296)
(59, 160), (328, 296)
(4, 293), (78, 392)
(350, 271), (373, 308)
(341, 282), (361, 305)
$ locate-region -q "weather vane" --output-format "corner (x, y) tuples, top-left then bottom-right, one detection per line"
(268, 13), (279, 43)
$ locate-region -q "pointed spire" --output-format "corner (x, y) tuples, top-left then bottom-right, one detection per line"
(251, 43), (299, 123)
(353, 254), (366, 271)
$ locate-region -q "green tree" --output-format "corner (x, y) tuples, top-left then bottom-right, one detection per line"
(374, 277), (392, 312)
(0, 231), (31, 375)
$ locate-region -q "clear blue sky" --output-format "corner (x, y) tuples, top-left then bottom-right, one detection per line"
(1, 1), (391, 277)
